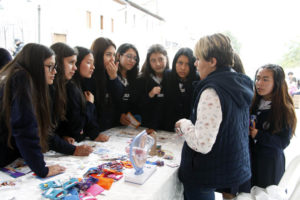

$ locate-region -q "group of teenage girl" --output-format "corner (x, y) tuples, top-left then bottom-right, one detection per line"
(0, 33), (297, 200)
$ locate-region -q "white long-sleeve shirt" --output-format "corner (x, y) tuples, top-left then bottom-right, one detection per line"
(178, 88), (222, 154)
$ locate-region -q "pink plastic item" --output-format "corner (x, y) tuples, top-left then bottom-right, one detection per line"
(86, 184), (104, 196)
(79, 192), (97, 200)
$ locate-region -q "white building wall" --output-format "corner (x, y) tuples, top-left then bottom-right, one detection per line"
(0, 0), (171, 61)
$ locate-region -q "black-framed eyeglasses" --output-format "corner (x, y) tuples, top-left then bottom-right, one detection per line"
(123, 54), (137, 62)
(104, 52), (116, 58)
(44, 64), (57, 72)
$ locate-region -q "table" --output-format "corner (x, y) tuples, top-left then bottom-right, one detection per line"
(0, 127), (184, 200)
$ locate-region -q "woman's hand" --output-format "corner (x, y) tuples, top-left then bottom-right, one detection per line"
(249, 127), (258, 139)
(84, 91), (94, 103)
(73, 145), (93, 156)
(94, 133), (110, 142)
(175, 121), (181, 129)
(149, 86), (161, 98)
(47, 165), (66, 177)
(106, 61), (118, 80)
(63, 136), (75, 145)
(120, 113), (131, 126)
(175, 119), (187, 136)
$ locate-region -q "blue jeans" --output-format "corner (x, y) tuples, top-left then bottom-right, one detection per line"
(183, 183), (215, 200)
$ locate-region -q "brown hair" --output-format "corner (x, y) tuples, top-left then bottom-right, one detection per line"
(50, 42), (78, 122)
(0, 43), (54, 151)
(251, 64), (297, 135)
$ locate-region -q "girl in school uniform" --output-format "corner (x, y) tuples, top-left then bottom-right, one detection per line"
(82, 37), (123, 131)
(68, 46), (109, 142)
(250, 64), (297, 188)
(0, 43), (65, 178)
(51, 43), (108, 143)
(137, 44), (170, 130)
(115, 43), (141, 126)
(163, 47), (199, 132)
(46, 49), (92, 156)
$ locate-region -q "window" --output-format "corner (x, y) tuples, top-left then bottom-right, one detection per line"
(100, 15), (103, 30)
(133, 14), (136, 26)
(86, 11), (91, 29)
(53, 33), (66, 43)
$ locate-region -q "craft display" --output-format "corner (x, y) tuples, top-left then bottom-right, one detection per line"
(125, 130), (157, 184)
(77, 177), (98, 191)
(0, 127), (183, 200)
(40, 177), (105, 200)
(39, 180), (62, 190)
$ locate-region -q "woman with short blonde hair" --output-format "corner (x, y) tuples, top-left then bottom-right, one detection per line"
(176, 33), (253, 200)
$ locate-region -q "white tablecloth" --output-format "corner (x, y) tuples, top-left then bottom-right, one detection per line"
(0, 127), (184, 200)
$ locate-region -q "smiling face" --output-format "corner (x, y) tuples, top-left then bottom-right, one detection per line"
(63, 55), (77, 80)
(175, 55), (190, 80)
(79, 53), (95, 78)
(44, 55), (56, 85)
(255, 68), (274, 100)
(149, 52), (167, 76)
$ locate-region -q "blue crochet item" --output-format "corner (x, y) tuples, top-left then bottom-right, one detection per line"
(63, 188), (80, 200)
(40, 180), (62, 190)
(62, 178), (79, 190)
(42, 188), (67, 200)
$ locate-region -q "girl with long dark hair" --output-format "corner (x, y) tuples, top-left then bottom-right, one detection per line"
(163, 47), (199, 131)
(83, 37), (123, 131)
(115, 43), (140, 126)
(50, 42), (95, 153)
(250, 64), (297, 188)
(0, 43), (65, 177)
(137, 44), (170, 130)
(63, 46), (109, 142)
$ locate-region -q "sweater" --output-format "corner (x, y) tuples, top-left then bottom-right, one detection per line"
(114, 76), (141, 125)
(250, 99), (291, 188)
(136, 70), (171, 130)
(56, 81), (99, 141)
(163, 74), (199, 132)
(0, 70), (48, 177)
(81, 73), (123, 131)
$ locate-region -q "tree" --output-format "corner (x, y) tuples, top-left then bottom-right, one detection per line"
(223, 31), (242, 54)
(280, 39), (300, 69)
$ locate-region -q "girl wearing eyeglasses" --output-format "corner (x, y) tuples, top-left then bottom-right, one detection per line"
(115, 43), (141, 126)
(82, 37), (123, 132)
(137, 44), (170, 130)
(0, 43), (65, 177)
